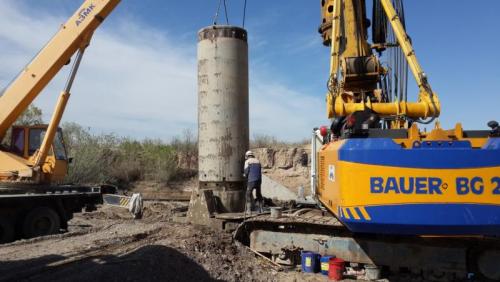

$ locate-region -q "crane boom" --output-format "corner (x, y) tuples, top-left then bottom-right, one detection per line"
(0, 0), (120, 141)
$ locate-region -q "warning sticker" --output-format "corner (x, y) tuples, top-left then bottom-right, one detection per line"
(328, 165), (335, 182)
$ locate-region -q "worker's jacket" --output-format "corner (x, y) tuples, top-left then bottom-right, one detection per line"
(244, 157), (262, 183)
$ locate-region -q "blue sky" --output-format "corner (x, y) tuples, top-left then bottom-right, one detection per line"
(0, 1), (499, 141)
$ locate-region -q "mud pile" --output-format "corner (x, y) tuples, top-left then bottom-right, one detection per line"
(141, 201), (187, 221)
(0, 201), (286, 282)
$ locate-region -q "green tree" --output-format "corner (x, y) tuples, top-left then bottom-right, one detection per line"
(15, 105), (43, 126)
(1, 105), (44, 146)
(171, 128), (197, 170)
(62, 122), (179, 186)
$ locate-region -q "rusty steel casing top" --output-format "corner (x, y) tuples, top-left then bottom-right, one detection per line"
(198, 25), (247, 42)
(197, 25), (249, 184)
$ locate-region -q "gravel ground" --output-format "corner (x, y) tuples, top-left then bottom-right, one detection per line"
(0, 202), (338, 282)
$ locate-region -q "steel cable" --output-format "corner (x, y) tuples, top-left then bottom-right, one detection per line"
(373, 0), (408, 124)
(223, 0), (230, 24)
(242, 0), (247, 27)
(213, 0), (223, 25)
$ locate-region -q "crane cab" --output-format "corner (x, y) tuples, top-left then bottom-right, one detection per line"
(2, 125), (69, 183)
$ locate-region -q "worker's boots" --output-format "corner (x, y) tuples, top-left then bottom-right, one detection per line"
(257, 200), (264, 213)
(245, 202), (252, 214)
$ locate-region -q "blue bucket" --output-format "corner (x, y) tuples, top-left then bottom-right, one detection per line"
(320, 255), (335, 275)
(301, 251), (320, 273)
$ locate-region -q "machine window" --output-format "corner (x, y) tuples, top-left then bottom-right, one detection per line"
(53, 130), (67, 160)
(28, 128), (45, 156)
(11, 127), (25, 156)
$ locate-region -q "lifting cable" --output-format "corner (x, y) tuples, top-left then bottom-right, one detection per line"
(223, 0), (230, 24)
(379, 0), (436, 125)
(213, 0), (230, 25)
(212, 0), (222, 25)
(213, 0), (249, 28)
(242, 0), (248, 28)
(373, 0), (408, 109)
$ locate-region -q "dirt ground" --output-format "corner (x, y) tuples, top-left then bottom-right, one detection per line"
(0, 202), (341, 282)
(0, 163), (353, 282)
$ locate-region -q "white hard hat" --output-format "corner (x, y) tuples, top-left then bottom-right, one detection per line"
(245, 150), (254, 158)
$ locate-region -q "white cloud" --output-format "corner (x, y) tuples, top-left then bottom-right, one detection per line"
(0, 1), (324, 141)
(249, 77), (324, 140)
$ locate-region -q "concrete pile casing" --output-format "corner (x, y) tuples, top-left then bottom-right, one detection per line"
(195, 25), (249, 214)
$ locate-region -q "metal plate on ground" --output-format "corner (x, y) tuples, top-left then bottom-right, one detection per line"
(215, 212), (262, 220)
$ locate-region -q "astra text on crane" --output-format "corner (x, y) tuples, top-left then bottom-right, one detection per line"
(75, 3), (96, 27)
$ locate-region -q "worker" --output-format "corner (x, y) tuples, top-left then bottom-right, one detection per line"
(243, 150), (263, 212)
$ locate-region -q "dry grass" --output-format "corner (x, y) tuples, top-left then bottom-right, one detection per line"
(62, 123), (193, 187)
(250, 134), (309, 149)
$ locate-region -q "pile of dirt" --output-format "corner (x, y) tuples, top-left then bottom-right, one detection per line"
(0, 202), (283, 282)
(79, 209), (126, 221)
(76, 201), (187, 223)
(141, 201), (187, 221)
(129, 179), (196, 200)
(253, 147), (309, 170)
(156, 225), (276, 281)
(252, 147), (311, 195)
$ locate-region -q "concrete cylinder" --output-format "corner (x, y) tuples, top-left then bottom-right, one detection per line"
(197, 25), (249, 213)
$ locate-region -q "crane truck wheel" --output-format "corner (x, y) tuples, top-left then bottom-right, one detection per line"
(22, 207), (61, 238)
(0, 217), (15, 244)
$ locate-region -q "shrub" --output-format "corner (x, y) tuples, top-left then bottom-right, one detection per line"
(1, 105), (44, 147)
(251, 134), (280, 148)
(63, 123), (121, 185)
(62, 123), (178, 187)
(171, 128), (197, 170)
(251, 134), (309, 149)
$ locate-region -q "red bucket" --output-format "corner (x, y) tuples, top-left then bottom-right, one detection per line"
(328, 257), (345, 281)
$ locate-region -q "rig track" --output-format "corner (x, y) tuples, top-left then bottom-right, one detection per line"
(234, 209), (500, 281)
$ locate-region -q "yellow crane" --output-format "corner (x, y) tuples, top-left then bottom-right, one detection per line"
(0, 0), (123, 243)
(0, 0), (120, 184)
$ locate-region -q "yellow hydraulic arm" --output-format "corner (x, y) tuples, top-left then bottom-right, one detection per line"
(32, 48), (86, 170)
(325, 0), (440, 124)
(379, 0), (429, 94)
(0, 0), (120, 142)
(379, 0), (439, 121)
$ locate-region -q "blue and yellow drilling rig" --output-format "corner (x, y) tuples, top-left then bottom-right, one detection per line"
(237, 1), (500, 279)
(316, 0), (500, 236)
